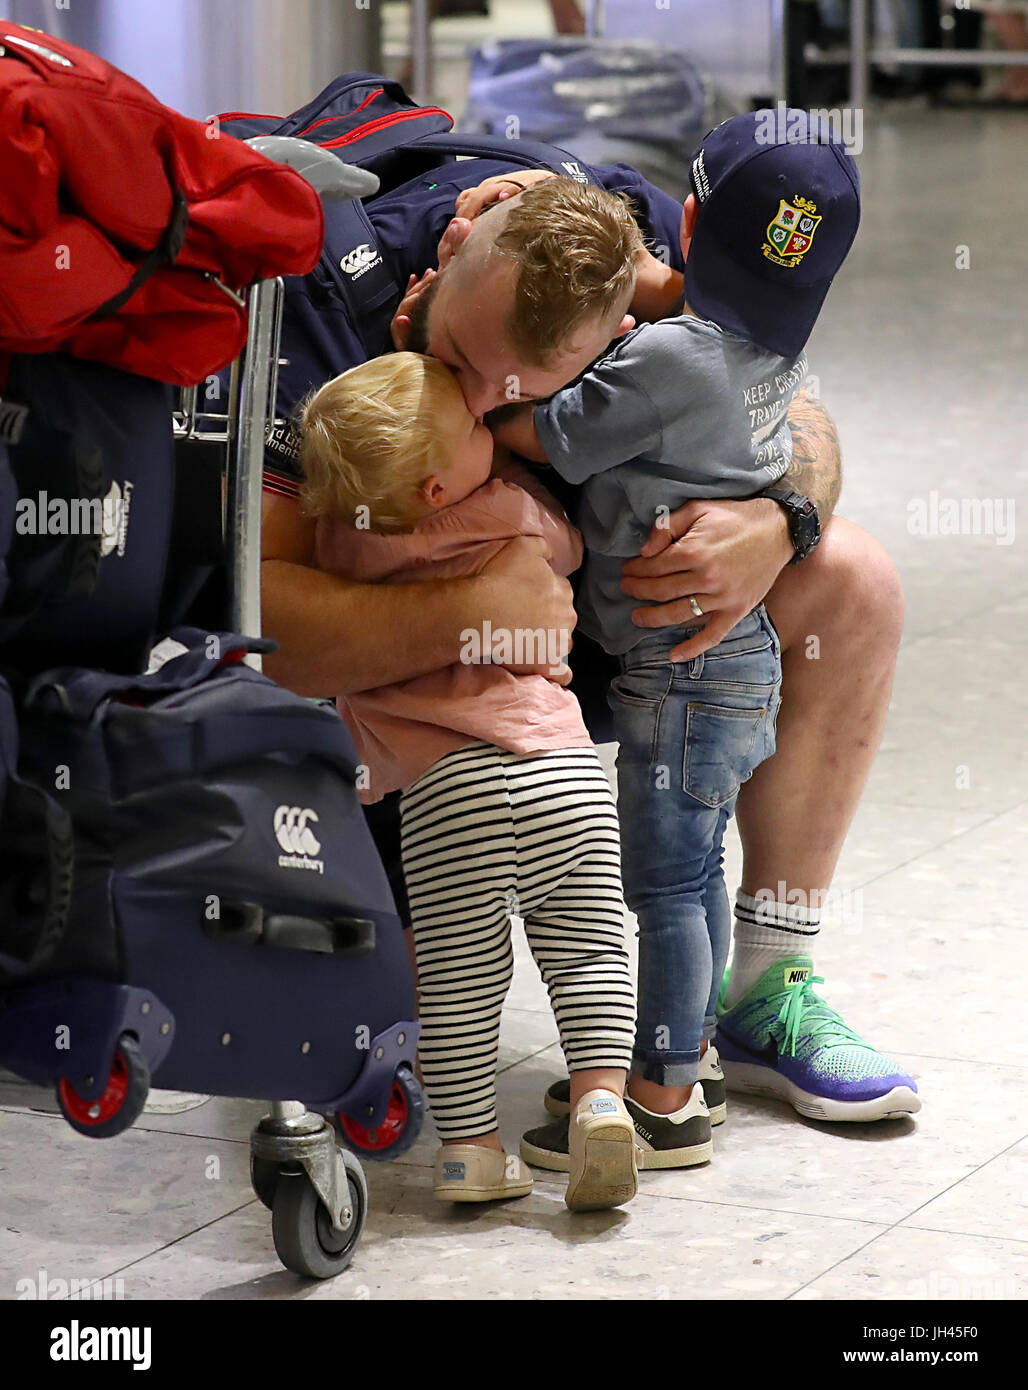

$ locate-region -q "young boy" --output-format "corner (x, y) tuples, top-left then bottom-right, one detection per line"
(496, 111), (917, 1168)
(300, 351), (640, 1212)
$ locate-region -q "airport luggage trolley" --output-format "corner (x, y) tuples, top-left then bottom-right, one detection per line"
(173, 138), (423, 1278)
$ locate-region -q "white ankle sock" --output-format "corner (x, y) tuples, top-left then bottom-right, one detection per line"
(724, 890), (821, 1007)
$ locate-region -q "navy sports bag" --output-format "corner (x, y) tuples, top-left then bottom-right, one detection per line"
(1, 629), (413, 1105)
(0, 353), (222, 673)
(0, 354), (177, 673)
(218, 72), (603, 366)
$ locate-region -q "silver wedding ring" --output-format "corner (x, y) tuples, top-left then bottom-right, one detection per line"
(688, 596), (704, 618)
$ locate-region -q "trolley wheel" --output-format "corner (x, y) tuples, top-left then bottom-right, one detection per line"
(56, 1034), (150, 1139)
(271, 1149), (367, 1280)
(251, 1156), (282, 1211)
(336, 1065), (424, 1161)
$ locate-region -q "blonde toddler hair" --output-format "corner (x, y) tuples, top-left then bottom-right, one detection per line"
(299, 352), (462, 533)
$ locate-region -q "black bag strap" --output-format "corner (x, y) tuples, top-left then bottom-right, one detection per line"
(91, 189), (191, 320)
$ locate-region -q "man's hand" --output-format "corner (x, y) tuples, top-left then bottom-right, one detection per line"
(476, 536), (576, 684)
(390, 267), (437, 351)
(621, 498), (793, 662)
(454, 169), (557, 222)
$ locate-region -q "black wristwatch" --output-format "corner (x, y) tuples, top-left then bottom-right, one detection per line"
(759, 483), (821, 564)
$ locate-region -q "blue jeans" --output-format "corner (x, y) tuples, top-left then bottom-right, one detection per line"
(610, 606), (782, 1087)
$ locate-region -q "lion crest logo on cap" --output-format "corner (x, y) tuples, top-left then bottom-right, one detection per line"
(763, 196), (822, 268)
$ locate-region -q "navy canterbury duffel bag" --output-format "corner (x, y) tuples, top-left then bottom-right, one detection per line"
(0, 629), (415, 1111)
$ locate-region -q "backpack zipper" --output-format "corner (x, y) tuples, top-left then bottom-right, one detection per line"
(320, 106), (452, 150)
(294, 88), (385, 137)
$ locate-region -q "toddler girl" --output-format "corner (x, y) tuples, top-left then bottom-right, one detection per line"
(300, 351), (639, 1212)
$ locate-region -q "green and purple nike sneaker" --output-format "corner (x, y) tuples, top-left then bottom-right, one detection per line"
(715, 957), (921, 1122)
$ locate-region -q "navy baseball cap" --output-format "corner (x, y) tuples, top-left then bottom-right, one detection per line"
(684, 109), (861, 358)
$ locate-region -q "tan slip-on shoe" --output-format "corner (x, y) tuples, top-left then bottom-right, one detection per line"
(565, 1090), (639, 1212)
(433, 1144), (534, 1203)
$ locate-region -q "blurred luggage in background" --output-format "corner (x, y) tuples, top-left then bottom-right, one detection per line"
(462, 38), (738, 201)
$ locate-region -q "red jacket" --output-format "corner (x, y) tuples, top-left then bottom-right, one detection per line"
(0, 24), (325, 385)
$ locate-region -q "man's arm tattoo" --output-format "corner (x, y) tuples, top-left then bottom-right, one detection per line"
(785, 390), (843, 520)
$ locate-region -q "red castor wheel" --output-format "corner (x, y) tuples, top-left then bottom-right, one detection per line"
(56, 1034), (150, 1138)
(335, 1064), (423, 1161)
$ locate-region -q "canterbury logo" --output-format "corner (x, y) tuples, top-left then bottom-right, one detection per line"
(100, 479), (133, 558)
(561, 160), (588, 183)
(340, 243), (381, 277)
(274, 805), (321, 856)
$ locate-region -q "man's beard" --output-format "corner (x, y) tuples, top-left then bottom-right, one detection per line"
(405, 274), (442, 355)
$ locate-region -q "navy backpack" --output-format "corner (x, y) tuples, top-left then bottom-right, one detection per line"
(217, 73), (605, 368)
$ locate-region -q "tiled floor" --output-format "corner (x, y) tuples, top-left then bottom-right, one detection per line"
(1, 89), (1026, 1298)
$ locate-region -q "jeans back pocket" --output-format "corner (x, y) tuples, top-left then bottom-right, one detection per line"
(683, 701), (769, 809)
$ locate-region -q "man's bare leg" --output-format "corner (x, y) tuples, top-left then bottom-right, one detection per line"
(717, 517), (920, 1120)
(737, 515), (904, 901)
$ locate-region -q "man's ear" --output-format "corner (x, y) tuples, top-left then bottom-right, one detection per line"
(436, 216), (474, 270)
(681, 193), (698, 260)
(613, 313), (636, 339)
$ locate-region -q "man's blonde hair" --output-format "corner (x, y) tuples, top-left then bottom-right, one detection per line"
(299, 353), (460, 533)
(468, 177), (644, 364)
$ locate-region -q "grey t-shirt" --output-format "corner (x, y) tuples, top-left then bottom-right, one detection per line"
(534, 314), (806, 654)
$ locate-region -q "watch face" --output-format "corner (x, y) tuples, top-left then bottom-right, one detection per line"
(793, 502), (820, 556)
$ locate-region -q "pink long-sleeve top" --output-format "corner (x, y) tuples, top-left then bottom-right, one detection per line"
(315, 462), (593, 802)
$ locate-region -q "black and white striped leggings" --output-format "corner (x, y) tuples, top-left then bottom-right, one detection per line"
(399, 742), (636, 1141)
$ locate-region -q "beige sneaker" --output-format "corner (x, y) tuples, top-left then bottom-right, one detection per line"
(566, 1089), (639, 1212)
(433, 1145), (534, 1203)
